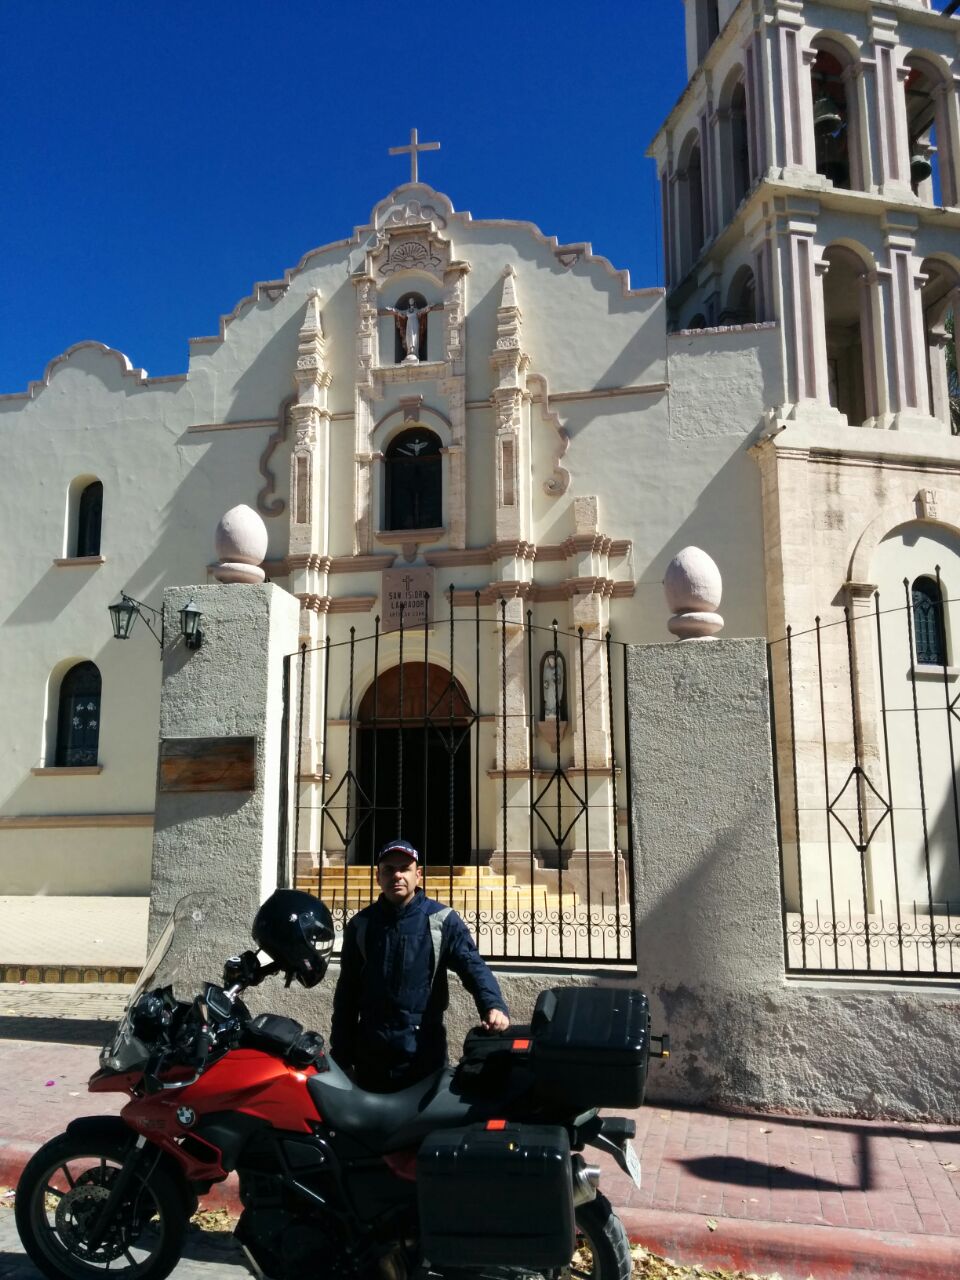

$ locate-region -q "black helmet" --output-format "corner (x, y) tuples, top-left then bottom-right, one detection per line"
(252, 889), (335, 989)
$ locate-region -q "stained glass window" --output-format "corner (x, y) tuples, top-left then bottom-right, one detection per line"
(55, 661), (101, 767)
(912, 576), (947, 666)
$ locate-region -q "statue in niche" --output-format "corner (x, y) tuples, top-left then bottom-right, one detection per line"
(379, 294), (442, 364)
(540, 652), (567, 721)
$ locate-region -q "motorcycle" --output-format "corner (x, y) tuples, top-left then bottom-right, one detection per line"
(15, 891), (669, 1280)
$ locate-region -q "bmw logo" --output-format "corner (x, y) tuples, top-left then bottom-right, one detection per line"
(176, 1106), (196, 1128)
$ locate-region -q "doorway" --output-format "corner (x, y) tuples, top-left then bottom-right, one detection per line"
(355, 663), (473, 866)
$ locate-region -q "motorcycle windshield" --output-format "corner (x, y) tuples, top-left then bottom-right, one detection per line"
(99, 893), (213, 1073)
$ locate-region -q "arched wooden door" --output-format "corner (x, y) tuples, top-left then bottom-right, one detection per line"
(355, 663), (473, 865)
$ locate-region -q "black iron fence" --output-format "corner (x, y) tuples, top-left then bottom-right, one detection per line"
(770, 573), (960, 977)
(279, 589), (635, 965)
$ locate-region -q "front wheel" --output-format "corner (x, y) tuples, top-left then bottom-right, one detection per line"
(14, 1131), (188, 1280)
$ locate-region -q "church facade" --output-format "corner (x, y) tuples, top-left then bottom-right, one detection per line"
(2, 0), (959, 975)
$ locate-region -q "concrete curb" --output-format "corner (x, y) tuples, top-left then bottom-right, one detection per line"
(620, 1205), (960, 1280)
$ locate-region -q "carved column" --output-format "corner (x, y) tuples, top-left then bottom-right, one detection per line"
(352, 273), (379, 555)
(441, 261), (470, 549)
(490, 265), (529, 547)
(774, 205), (833, 413)
(287, 292), (332, 871)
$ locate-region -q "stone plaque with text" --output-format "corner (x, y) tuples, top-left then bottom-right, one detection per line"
(382, 567), (434, 633)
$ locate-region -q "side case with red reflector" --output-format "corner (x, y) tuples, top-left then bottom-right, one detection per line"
(417, 1123), (575, 1271)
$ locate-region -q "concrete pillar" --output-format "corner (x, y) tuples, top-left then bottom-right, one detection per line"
(625, 638), (783, 1102)
(147, 583), (301, 968)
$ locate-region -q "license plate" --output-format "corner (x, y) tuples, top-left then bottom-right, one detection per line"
(623, 1139), (642, 1190)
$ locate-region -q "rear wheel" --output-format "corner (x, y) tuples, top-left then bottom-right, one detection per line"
(14, 1131), (188, 1280)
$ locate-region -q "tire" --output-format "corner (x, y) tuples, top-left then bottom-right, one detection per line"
(572, 1194), (632, 1280)
(14, 1130), (188, 1280)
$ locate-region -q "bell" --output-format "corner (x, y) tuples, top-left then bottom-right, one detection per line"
(813, 95), (843, 134)
(911, 152), (933, 185)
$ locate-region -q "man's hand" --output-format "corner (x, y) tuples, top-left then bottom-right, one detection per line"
(481, 1008), (510, 1032)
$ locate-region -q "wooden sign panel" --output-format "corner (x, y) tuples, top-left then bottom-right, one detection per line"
(382, 567), (434, 633)
(159, 737), (256, 793)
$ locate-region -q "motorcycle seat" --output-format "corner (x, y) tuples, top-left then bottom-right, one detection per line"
(307, 1058), (490, 1153)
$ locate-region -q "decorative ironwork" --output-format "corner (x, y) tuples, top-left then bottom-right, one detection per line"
(770, 585), (960, 977)
(280, 588), (634, 965)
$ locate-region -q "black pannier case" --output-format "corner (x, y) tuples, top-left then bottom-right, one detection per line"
(531, 986), (651, 1109)
(417, 1123), (575, 1269)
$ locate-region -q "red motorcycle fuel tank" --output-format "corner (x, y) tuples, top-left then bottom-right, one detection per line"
(120, 1048), (320, 1175)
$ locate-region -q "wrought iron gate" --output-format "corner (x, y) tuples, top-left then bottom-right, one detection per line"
(769, 576), (960, 977)
(279, 590), (635, 965)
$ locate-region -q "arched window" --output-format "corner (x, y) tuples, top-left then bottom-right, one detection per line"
(920, 257), (960, 430)
(912, 576), (947, 666)
(384, 427), (442, 531)
(75, 481), (103, 557)
(55, 661), (102, 767)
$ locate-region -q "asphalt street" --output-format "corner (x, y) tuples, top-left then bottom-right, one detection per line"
(0, 1214), (246, 1280)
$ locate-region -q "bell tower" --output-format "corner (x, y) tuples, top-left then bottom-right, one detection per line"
(650, 0), (960, 433)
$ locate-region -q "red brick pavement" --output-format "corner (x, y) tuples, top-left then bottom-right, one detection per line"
(1, 1037), (959, 1278)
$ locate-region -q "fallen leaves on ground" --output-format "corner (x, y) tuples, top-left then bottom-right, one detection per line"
(631, 1246), (790, 1279)
(0, 1187), (13, 1209)
(190, 1207), (235, 1232)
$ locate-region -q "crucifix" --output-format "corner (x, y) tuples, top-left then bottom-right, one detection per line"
(389, 127), (440, 184)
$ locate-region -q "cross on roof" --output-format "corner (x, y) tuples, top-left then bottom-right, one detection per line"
(388, 127), (440, 184)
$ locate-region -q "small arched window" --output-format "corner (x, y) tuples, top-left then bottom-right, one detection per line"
(912, 576), (947, 666)
(384, 427), (442, 531)
(76, 481), (103, 557)
(55, 661), (102, 767)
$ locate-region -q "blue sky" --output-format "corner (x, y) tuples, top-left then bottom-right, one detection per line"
(0, 2), (688, 391)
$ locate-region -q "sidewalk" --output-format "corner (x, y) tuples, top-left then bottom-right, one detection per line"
(0, 987), (958, 1280)
(0, 896), (147, 982)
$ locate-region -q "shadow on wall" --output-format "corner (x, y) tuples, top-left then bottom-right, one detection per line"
(4, 563), (97, 627)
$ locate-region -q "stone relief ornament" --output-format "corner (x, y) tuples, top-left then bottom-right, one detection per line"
(377, 198), (448, 231)
(379, 238), (444, 277)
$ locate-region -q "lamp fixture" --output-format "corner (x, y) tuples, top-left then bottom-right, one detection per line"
(180, 599), (204, 650)
(108, 593), (162, 646)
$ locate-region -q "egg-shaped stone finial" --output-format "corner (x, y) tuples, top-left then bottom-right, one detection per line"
(213, 504), (268, 584)
(664, 546), (724, 640)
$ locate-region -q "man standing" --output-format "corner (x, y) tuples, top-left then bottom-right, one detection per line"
(330, 839), (510, 1092)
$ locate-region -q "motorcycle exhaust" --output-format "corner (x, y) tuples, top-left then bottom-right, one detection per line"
(570, 1155), (601, 1206)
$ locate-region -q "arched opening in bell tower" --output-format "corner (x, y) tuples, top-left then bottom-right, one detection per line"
(719, 67), (752, 219)
(920, 256), (960, 431)
(904, 55), (957, 207)
(677, 129), (705, 277)
(810, 41), (862, 191)
(822, 244), (878, 427)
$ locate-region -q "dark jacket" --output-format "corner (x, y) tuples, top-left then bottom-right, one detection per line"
(330, 889), (508, 1090)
